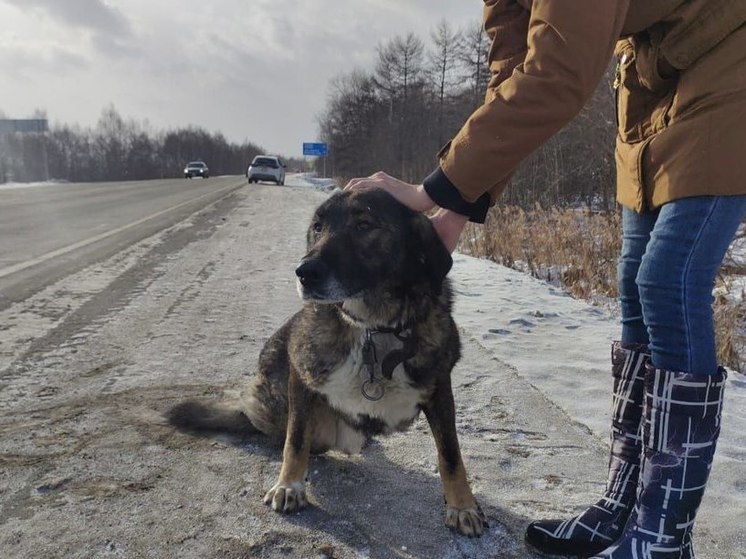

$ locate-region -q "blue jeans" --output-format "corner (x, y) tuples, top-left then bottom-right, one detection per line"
(619, 196), (746, 375)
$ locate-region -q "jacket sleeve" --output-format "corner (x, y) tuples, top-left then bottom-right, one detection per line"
(483, 0), (531, 95)
(423, 0), (630, 223)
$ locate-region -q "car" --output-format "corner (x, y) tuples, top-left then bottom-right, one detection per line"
(184, 161), (209, 179)
(247, 155), (285, 185)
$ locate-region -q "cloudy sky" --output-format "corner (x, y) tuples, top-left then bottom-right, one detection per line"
(0, 0), (481, 157)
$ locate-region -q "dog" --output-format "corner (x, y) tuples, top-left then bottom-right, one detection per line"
(168, 188), (487, 537)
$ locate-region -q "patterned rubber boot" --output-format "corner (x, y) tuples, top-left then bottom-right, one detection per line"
(589, 364), (726, 558)
(525, 342), (649, 557)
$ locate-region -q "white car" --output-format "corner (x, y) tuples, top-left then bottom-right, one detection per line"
(247, 155), (285, 185)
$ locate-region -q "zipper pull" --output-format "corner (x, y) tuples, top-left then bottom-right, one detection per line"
(613, 53), (627, 90)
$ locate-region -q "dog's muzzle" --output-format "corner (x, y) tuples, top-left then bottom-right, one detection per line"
(296, 258), (358, 302)
(295, 258), (328, 290)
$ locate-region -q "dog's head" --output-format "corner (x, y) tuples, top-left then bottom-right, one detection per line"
(295, 189), (452, 306)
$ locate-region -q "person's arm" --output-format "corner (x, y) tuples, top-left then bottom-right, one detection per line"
(424, 0), (630, 222)
(430, 208), (469, 254)
(346, 1), (531, 224)
(422, 0), (530, 224)
(483, 0), (531, 101)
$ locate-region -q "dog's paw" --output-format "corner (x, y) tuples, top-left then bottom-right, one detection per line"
(445, 502), (488, 537)
(263, 481), (308, 513)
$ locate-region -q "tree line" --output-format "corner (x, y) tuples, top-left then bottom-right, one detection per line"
(316, 20), (617, 209)
(0, 106), (264, 183)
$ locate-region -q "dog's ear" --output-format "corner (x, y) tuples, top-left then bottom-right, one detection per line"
(410, 213), (452, 293)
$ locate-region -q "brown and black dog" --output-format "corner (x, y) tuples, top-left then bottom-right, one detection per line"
(168, 188), (487, 536)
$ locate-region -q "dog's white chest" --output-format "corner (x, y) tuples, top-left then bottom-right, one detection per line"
(318, 334), (426, 431)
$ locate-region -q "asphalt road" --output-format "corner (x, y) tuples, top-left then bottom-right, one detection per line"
(0, 176), (246, 308)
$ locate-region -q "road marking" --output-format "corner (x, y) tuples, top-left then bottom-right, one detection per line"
(0, 182), (243, 280)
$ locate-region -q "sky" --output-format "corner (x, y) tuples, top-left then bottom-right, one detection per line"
(0, 0), (481, 158)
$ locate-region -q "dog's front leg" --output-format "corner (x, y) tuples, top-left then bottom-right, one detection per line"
(263, 366), (313, 513)
(422, 378), (488, 537)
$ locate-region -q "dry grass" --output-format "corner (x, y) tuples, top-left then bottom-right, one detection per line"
(459, 205), (746, 373)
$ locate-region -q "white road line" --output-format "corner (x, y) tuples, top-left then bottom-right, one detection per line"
(0, 182), (242, 280)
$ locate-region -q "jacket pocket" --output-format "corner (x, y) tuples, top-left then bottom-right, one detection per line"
(616, 135), (655, 212)
(614, 38), (677, 144)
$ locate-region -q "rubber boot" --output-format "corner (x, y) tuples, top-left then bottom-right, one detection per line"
(589, 364), (726, 558)
(525, 342), (649, 557)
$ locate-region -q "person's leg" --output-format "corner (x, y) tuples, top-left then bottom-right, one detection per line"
(592, 195), (746, 558)
(638, 196), (746, 374)
(619, 206), (657, 347)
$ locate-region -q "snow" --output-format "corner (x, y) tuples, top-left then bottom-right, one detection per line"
(293, 173), (338, 191)
(0, 180), (68, 190)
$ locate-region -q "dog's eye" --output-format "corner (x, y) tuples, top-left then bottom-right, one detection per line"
(356, 221), (375, 232)
(312, 221), (323, 233)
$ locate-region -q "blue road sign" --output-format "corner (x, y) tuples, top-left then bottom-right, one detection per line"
(0, 119), (48, 133)
(303, 142), (328, 156)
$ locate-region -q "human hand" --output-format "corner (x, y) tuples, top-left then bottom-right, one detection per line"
(344, 171), (436, 213)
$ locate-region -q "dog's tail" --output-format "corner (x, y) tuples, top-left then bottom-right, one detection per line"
(167, 400), (259, 435)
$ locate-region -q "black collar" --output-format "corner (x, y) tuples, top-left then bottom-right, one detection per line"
(363, 321), (417, 380)
(369, 320), (413, 336)
(335, 305), (418, 381)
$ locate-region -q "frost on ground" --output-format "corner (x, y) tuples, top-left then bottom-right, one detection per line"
(0, 180), (743, 558)
(295, 173), (338, 192)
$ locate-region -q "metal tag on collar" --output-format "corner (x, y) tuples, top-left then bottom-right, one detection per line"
(362, 378), (384, 401)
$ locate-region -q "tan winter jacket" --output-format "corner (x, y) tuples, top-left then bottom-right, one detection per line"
(423, 0), (746, 221)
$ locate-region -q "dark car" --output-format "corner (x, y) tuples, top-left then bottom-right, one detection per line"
(184, 161), (209, 179)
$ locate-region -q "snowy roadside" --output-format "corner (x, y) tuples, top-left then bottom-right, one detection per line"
(0, 180), (70, 190)
(449, 253), (746, 556)
(294, 173), (338, 191)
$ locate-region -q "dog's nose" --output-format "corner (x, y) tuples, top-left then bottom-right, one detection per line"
(295, 259), (326, 287)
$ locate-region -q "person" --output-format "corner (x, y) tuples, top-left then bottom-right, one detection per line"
(345, 1), (746, 557)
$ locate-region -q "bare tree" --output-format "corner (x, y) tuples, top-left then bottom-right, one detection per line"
(373, 33), (427, 179)
(458, 21), (491, 109)
(319, 71), (383, 177)
(428, 20), (462, 147)
(503, 64), (617, 210)
(95, 105), (129, 180)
